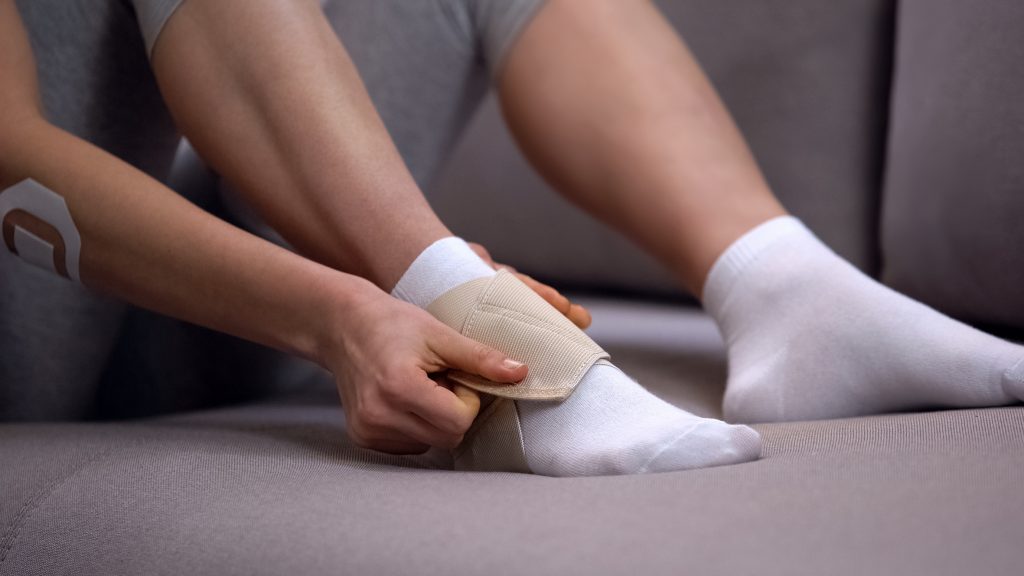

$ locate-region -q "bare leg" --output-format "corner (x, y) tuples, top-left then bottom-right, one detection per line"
(153, 0), (450, 291)
(498, 0), (1024, 422)
(498, 0), (785, 295)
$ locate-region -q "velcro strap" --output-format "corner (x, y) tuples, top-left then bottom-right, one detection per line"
(452, 396), (530, 473)
(427, 270), (609, 401)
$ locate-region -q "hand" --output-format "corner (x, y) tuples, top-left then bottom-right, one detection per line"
(320, 283), (528, 455)
(468, 242), (592, 329)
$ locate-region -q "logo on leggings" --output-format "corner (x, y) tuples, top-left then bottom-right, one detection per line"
(0, 179), (82, 281)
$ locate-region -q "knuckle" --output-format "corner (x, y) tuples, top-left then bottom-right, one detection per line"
(347, 425), (371, 449)
(439, 433), (464, 451)
(449, 412), (475, 435)
(432, 324), (456, 347)
(388, 377), (424, 411)
(355, 403), (389, 430)
(470, 242), (490, 257)
(459, 413), (477, 433)
(377, 379), (403, 404)
(379, 361), (414, 396)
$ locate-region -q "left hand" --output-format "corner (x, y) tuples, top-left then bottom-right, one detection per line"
(468, 242), (592, 330)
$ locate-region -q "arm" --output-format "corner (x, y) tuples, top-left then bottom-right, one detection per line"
(0, 0), (335, 362)
(150, 0), (438, 289)
(0, 1), (525, 453)
(148, 0), (592, 327)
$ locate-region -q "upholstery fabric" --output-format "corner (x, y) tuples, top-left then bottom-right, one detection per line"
(430, 0), (896, 296)
(881, 0), (1024, 330)
(2, 302), (1022, 576)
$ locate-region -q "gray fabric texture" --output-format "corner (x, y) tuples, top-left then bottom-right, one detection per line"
(431, 0), (896, 296)
(881, 0), (1024, 330)
(470, 0), (549, 79)
(2, 303), (1022, 576)
(134, 0), (546, 77)
(130, 0), (183, 56)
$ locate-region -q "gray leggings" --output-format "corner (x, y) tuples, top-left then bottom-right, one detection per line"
(1, 0), (546, 420)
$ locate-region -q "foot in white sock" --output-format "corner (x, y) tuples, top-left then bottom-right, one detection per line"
(393, 237), (761, 476)
(703, 216), (1024, 423)
(517, 363), (762, 476)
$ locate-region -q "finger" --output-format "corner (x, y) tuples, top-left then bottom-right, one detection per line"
(568, 303), (592, 329)
(390, 410), (465, 449)
(430, 327), (528, 384)
(365, 438), (431, 455)
(468, 242), (523, 274)
(516, 273), (592, 329)
(468, 242), (495, 266)
(403, 376), (481, 435)
(518, 273), (572, 316)
(452, 383), (481, 418)
(345, 404), (431, 454)
(348, 428), (430, 455)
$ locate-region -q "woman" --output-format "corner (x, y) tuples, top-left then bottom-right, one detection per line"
(1, 0), (1021, 476)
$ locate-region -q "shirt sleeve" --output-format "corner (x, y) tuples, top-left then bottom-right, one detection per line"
(469, 0), (549, 79)
(130, 0), (187, 58)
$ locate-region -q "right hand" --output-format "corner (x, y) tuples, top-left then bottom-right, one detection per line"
(319, 284), (528, 455)
(467, 241), (592, 329)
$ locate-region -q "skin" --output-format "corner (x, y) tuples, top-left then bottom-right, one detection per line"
(143, 0), (786, 437)
(469, 241), (592, 329)
(0, 0), (529, 455)
(148, 0), (591, 331)
(0, 0), (787, 453)
(149, 0), (783, 307)
(498, 0), (788, 296)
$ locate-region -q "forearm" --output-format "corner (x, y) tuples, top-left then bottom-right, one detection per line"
(1, 117), (370, 363)
(151, 0), (448, 289)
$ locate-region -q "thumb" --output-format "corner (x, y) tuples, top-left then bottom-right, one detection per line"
(432, 327), (528, 384)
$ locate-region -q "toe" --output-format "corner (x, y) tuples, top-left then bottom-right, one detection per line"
(726, 425), (763, 463)
(641, 421), (762, 473)
(1003, 356), (1024, 400)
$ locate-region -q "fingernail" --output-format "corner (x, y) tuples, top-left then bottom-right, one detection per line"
(503, 359), (525, 370)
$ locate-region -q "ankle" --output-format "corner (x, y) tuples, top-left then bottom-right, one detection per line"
(391, 236), (495, 308)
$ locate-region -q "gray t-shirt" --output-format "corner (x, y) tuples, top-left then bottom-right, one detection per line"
(131, 0), (185, 56)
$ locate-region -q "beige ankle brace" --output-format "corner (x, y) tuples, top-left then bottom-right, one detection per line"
(453, 396), (531, 472)
(427, 270), (611, 471)
(428, 270), (610, 400)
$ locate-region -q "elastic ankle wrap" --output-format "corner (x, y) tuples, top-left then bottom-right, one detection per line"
(426, 269), (611, 472)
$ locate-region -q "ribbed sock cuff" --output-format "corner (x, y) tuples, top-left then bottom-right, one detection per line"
(391, 236), (495, 309)
(701, 216), (812, 315)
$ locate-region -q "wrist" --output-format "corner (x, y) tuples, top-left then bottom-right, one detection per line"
(303, 268), (379, 369)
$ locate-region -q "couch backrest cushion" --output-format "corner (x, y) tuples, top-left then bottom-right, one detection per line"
(881, 0), (1024, 330)
(431, 0), (896, 297)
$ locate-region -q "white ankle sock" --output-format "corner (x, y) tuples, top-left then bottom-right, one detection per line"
(703, 216), (1024, 423)
(393, 237), (762, 476)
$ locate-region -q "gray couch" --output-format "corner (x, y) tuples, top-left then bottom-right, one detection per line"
(3, 1), (1023, 575)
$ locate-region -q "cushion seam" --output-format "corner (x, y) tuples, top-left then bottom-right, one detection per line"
(0, 445), (118, 565)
